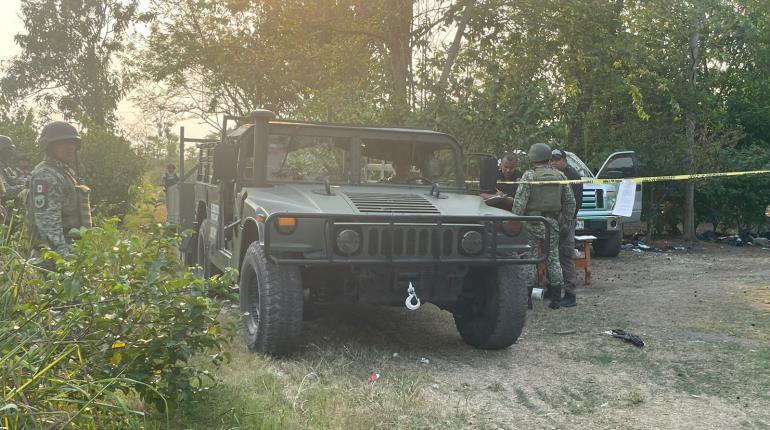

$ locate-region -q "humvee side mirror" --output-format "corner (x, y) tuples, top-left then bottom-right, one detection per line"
(479, 155), (498, 194)
(213, 144), (238, 181)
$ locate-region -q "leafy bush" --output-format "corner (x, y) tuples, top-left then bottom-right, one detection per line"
(1, 217), (237, 429)
(695, 145), (770, 232)
(79, 127), (146, 217)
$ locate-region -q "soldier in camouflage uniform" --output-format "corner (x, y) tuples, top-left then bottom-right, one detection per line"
(511, 143), (576, 309)
(0, 135), (27, 201)
(28, 122), (92, 256)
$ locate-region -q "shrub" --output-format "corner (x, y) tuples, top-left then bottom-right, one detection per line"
(1, 218), (237, 429)
(79, 127), (146, 217)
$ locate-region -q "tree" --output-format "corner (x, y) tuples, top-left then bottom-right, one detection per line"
(1, 0), (146, 128)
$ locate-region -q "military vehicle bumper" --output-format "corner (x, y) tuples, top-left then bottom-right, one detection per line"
(262, 213), (551, 265)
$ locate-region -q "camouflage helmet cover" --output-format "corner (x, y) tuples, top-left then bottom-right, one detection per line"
(38, 121), (81, 151)
(527, 143), (552, 163)
(0, 135), (15, 152)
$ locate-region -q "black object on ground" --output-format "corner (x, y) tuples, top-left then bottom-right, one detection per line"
(605, 329), (645, 348)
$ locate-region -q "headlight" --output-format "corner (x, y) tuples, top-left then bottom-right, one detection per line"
(460, 230), (484, 256)
(335, 228), (361, 256)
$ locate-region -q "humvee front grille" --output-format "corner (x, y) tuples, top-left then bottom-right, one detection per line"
(364, 225), (458, 258)
(345, 193), (440, 215)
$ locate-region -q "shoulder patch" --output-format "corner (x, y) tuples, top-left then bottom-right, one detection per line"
(34, 193), (46, 209)
(35, 183), (47, 194)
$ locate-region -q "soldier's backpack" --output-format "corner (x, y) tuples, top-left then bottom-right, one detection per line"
(526, 167), (563, 213)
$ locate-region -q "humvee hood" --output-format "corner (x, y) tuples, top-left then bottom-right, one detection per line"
(244, 184), (512, 218)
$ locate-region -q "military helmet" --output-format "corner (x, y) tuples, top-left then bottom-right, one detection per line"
(38, 121), (81, 151)
(527, 143), (552, 163)
(0, 135), (15, 152)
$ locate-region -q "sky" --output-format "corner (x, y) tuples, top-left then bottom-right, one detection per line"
(0, 0), (213, 140)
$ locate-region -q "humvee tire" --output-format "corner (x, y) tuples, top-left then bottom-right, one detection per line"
(453, 265), (527, 349)
(239, 242), (303, 355)
(196, 219), (216, 278)
(593, 231), (622, 257)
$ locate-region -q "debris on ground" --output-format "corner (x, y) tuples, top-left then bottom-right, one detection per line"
(418, 357), (430, 365)
(605, 329), (645, 348)
(369, 372), (380, 382)
(554, 329), (577, 335)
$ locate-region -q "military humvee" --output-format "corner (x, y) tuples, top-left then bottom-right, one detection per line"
(167, 110), (550, 355)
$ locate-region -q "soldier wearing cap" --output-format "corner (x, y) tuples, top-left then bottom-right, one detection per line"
(480, 151), (523, 211)
(550, 149), (583, 307)
(0, 135), (27, 201)
(511, 143), (576, 309)
(28, 121), (92, 256)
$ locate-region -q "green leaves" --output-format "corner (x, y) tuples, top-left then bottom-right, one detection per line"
(1, 218), (238, 427)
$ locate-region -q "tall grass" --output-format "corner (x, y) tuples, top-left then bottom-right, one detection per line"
(1, 205), (236, 429)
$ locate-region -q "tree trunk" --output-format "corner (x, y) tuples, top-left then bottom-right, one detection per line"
(683, 8), (701, 243)
(384, 0), (413, 121)
(438, 1), (472, 93)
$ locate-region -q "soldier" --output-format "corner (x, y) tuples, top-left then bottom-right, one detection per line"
(511, 143), (576, 309)
(550, 149), (583, 307)
(0, 135), (27, 201)
(28, 121), (92, 256)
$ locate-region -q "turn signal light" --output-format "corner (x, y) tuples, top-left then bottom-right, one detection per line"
(276, 217), (298, 234)
(502, 220), (522, 236)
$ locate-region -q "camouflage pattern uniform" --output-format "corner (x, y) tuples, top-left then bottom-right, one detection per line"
(27, 122), (92, 256)
(28, 155), (92, 254)
(0, 136), (26, 201)
(511, 165), (576, 296)
(1, 161), (28, 201)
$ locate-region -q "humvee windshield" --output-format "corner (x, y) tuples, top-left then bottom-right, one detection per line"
(265, 134), (461, 187)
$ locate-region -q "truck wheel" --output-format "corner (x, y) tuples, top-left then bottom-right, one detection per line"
(196, 219), (215, 278)
(239, 242), (303, 355)
(593, 231), (622, 257)
(453, 264), (527, 350)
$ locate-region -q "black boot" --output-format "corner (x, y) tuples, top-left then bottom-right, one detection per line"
(528, 295), (533, 310)
(561, 292), (577, 307)
(548, 286), (562, 309)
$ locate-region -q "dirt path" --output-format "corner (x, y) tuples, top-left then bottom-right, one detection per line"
(294, 245), (770, 429)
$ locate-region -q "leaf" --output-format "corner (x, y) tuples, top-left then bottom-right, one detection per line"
(111, 351), (123, 366)
(111, 340), (126, 349)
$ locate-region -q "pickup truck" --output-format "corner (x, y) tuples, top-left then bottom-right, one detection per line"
(564, 151), (642, 257)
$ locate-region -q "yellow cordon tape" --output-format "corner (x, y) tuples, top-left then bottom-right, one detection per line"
(465, 169), (770, 186)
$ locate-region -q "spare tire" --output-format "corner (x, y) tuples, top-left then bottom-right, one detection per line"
(453, 264), (527, 350)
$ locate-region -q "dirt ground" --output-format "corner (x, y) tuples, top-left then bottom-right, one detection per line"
(283, 243), (770, 429)
(186, 243), (770, 429)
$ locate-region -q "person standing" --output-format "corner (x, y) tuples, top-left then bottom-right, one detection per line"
(480, 152), (523, 211)
(161, 164), (180, 191)
(28, 122), (92, 256)
(511, 143), (576, 309)
(0, 136), (27, 201)
(550, 149), (583, 307)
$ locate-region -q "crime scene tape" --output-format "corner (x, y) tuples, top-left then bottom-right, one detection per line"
(465, 169), (770, 186)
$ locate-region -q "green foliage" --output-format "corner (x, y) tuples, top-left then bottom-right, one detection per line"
(79, 127), (146, 217)
(2, 0), (148, 127)
(0, 109), (38, 161)
(0, 217), (238, 428)
(695, 146), (770, 232)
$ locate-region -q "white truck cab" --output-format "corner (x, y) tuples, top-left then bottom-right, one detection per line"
(565, 151), (642, 257)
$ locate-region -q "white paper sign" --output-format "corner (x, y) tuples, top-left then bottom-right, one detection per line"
(611, 180), (636, 217)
